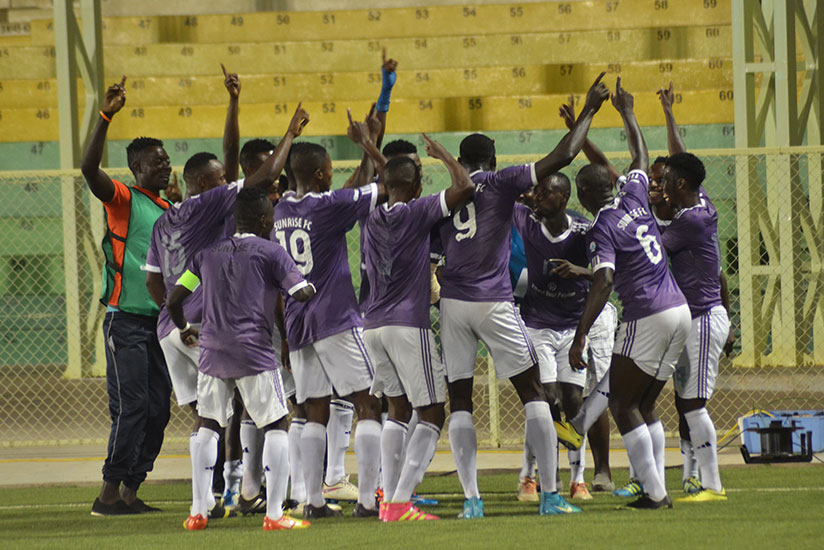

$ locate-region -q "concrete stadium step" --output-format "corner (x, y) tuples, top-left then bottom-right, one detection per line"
(0, 58), (733, 109)
(0, 25), (732, 79)
(4, 1), (731, 46)
(0, 124), (736, 170)
(0, 89), (735, 143)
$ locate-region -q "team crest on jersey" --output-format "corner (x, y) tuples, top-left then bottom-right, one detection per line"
(590, 242), (596, 253)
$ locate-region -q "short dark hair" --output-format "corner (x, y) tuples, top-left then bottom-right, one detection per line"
(653, 156), (669, 165)
(575, 164), (612, 193)
(290, 142), (328, 182)
(459, 133), (495, 167)
(234, 186), (270, 225)
(240, 138), (276, 167)
(383, 156), (419, 190)
(665, 152), (705, 189)
(126, 137), (164, 173)
(382, 139), (418, 158)
(183, 152), (218, 181)
(546, 172), (571, 194)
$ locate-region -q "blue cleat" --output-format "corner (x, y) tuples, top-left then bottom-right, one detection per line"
(457, 496), (484, 519)
(411, 493), (440, 506)
(613, 479), (644, 497)
(539, 491), (582, 515)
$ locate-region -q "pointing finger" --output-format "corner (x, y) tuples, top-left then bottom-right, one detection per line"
(347, 107), (354, 126)
(221, 63), (227, 78)
(593, 71), (606, 87)
(382, 47), (386, 64)
(119, 75), (127, 88)
(615, 76), (622, 92)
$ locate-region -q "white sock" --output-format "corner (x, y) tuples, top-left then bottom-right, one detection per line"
(288, 419), (306, 502)
(524, 401), (558, 493)
(401, 410), (419, 465)
(326, 400), (354, 485)
(622, 424), (666, 501)
(393, 421), (440, 503)
(520, 437), (537, 481)
(223, 459), (242, 495)
(628, 460), (637, 480)
(572, 371), (609, 435)
(354, 419), (382, 510)
(381, 412), (389, 425)
(240, 420), (262, 499)
(569, 437), (587, 484)
(648, 420), (666, 487)
(680, 438), (698, 481)
(685, 408), (722, 491)
(263, 429), (289, 521)
(301, 422), (327, 507)
(380, 419), (408, 502)
(191, 427), (219, 517)
(448, 410), (480, 499)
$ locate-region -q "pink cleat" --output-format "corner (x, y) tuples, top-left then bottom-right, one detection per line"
(382, 502), (439, 522)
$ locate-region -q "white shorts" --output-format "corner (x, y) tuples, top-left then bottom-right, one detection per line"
(290, 327), (374, 404)
(674, 306), (730, 400)
(614, 304), (691, 381)
(440, 298), (538, 382)
(197, 369), (289, 428)
(270, 333), (296, 399)
(159, 325), (201, 406)
(364, 326), (447, 408)
(527, 327), (586, 387)
(585, 303), (617, 397)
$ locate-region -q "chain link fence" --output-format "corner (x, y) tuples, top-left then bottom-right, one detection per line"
(1, 149), (823, 449)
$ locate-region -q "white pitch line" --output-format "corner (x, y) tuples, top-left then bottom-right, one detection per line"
(2, 487), (823, 512)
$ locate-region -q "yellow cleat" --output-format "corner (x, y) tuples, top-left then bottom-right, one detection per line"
(555, 420), (583, 450)
(675, 488), (727, 503)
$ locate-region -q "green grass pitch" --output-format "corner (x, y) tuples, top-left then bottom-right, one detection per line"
(1, 464), (822, 549)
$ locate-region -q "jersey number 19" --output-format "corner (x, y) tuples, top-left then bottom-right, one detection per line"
(275, 229), (314, 274)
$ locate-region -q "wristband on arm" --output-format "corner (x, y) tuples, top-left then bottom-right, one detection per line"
(376, 67), (396, 112)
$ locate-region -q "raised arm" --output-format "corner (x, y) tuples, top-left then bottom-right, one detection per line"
(559, 99), (621, 185)
(423, 133), (474, 210)
(221, 64), (241, 183)
(347, 110), (388, 203)
(534, 72), (609, 181)
(80, 76), (127, 203)
(375, 48), (398, 150)
(569, 268), (613, 369)
(658, 81), (686, 155)
(244, 103), (309, 189)
(611, 77), (649, 173)
(345, 104), (382, 189)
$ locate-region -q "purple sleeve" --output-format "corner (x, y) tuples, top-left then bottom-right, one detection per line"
(617, 170), (650, 207)
(331, 184), (378, 230)
(144, 228), (161, 273)
(511, 202), (531, 235)
(429, 225), (443, 261)
(198, 181), (243, 222)
(267, 243), (309, 295)
(661, 215), (694, 255)
(491, 164), (538, 198)
(587, 220), (616, 273)
(415, 191), (450, 228)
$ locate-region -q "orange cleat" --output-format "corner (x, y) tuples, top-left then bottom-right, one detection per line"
(183, 514), (208, 531)
(263, 514), (311, 531)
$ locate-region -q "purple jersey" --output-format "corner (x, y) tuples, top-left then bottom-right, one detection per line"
(190, 234), (307, 379)
(363, 191), (449, 330)
(273, 183), (378, 349)
(145, 181), (242, 340)
(512, 204), (590, 330)
(587, 170), (686, 322)
(438, 164), (538, 302)
(661, 196), (723, 318)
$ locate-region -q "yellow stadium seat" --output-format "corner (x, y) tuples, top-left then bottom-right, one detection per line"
(0, 25), (732, 80)
(22, 2), (732, 44)
(0, 90), (735, 143)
